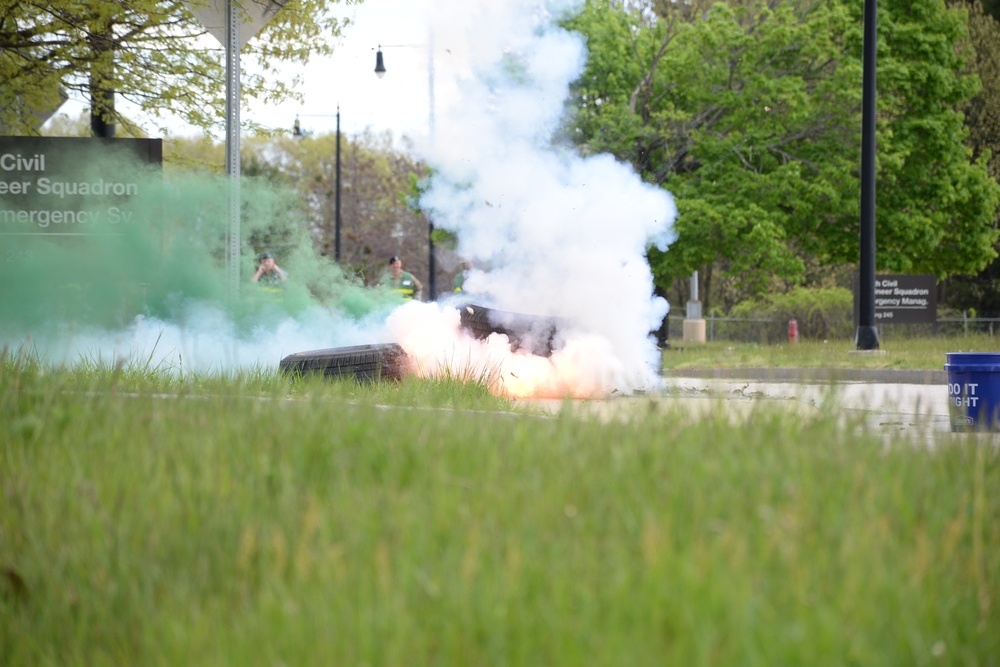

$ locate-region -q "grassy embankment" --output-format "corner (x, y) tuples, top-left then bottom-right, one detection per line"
(2, 346), (998, 666)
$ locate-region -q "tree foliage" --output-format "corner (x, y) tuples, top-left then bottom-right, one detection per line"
(0, 0), (358, 136)
(959, 1), (1000, 184)
(941, 0), (1000, 313)
(564, 0), (1000, 313)
(239, 130), (440, 288)
(40, 112), (448, 295)
(728, 285), (854, 341)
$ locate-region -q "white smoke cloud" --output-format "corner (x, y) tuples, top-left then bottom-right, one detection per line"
(402, 0), (678, 395)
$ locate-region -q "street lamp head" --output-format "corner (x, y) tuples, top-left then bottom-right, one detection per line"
(375, 48), (386, 78)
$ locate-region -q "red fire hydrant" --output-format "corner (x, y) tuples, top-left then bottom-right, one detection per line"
(788, 318), (799, 344)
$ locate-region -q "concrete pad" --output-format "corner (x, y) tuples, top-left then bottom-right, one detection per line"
(516, 377), (998, 445)
(668, 377), (947, 419)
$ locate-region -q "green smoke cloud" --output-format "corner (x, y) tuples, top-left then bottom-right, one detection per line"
(1, 146), (402, 366)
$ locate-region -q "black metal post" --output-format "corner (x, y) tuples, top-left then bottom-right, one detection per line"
(856, 0), (880, 350)
(335, 106), (342, 263)
(428, 222), (436, 300)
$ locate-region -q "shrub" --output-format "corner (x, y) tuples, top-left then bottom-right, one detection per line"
(728, 287), (853, 342)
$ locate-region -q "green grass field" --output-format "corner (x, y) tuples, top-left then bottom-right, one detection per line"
(663, 334), (999, 372)
(2, 343), (998, 666)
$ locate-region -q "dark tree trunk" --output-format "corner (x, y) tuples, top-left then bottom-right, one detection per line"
(88, 24), (115, 138)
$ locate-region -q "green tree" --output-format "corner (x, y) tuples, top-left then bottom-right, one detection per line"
(568, 0), (864, 309)
(942, 0), (1000, 314)
(241, 129), (437, 288)
(856, 0), (998, 278)
(565, 0), (1000, 313)
(0, 0), (358, 136)
(38, 109), (90, 137)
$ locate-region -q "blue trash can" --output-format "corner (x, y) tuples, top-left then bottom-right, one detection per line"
(944, 352), (1000, 431)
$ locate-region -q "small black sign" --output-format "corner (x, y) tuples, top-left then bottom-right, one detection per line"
(855, 273), (937, 324)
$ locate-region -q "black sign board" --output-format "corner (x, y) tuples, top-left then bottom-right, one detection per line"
(0, 136), (162, 238)
(854, 273), (937, 324)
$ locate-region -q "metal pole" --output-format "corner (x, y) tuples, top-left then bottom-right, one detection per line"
(225, 0), (241, 305)
(427, 29), (437, 300)
(335, 105), (342, 262)
(856, 0), (879, 350)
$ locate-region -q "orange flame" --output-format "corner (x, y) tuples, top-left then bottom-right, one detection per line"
(386, 302), (620, 399)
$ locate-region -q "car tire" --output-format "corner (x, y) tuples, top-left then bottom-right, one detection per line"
(457, 303), (563, 357)
(279, 343), (410, 382)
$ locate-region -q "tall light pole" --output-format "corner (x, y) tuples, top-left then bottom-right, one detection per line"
(374, 32), (438, 300)
(336, 106), (342, 262)
(294, 111), (343, 263)
(224, 0), (241, 304)
(856, 0), (880, 350)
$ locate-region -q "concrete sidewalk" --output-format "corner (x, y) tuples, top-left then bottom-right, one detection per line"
(664, 367), (947, 385)
(664, 367), (946, 418)
(664, 374), (949, 424)
(665, 368), (1000, 440)
(525, 368), (973, 440)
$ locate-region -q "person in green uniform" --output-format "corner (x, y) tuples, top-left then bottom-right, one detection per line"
(251, 251), (288, 297)
(453, 259), (472, 293)
(383, 255), (423, 301)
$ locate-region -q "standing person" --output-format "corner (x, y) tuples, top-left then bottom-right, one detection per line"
(383, 255), (423, 301)
(453, 259), (473, 293)
(251, 251), (288, 291)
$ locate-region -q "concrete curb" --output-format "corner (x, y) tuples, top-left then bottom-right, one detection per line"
(665, 367), (947, 385)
